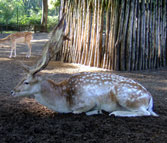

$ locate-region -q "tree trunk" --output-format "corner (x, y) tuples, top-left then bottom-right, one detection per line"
(135, 0), (140, 70)
(114, 0), (125, 71)
(145, 1), (149, 70)
(103, 0), (111, 69)
(120, 0), (130, 71)
(151, 1), (156, 68)
(126, 0), (134, 71)
(81, 0), (88, 64)
(154, 1), (158, 68)
(162, 0), (167, 66)
(41, 0), (48, 32)
(139, 0), (145, 70)
(89, 0), (97, 66)
(83, 1), (92, 65)
(74, 0), (81, 63)
(148, 0), (152, 69)
(112, 0), (119, 70)
(131, 0), (137, 71)
(95, 0), (104, 67)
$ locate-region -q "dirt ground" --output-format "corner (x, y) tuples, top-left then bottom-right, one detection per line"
(0, 33), (167, 143)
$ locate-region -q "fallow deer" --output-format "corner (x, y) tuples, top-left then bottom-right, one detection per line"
(0, 32), (33, 58)
(11, 15), (158, 117)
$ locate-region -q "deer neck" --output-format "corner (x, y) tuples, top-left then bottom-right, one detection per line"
(34, 79), (71, 113)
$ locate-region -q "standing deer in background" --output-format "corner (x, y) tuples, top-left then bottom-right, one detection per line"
(11, 15), (158, 117)
(0, 32), (33, 58)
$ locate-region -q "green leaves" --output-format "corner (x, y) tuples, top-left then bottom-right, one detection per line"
(0, 0), (58, 30)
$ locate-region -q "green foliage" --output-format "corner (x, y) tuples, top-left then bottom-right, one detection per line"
(19, 14), (41, 25)
(28, 15), (41, 25)
(47, 15), (59, 31)
(50, 0), (61, 7)
(0, 1), (15, 24)
(0, 0), (59, 31)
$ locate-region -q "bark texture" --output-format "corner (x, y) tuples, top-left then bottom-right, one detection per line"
(56, 0), (167, 71)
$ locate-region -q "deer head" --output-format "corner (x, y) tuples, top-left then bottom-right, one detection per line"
(11, 14), (69, 97)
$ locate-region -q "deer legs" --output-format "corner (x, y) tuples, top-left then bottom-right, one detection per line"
(72, 100), (102, 116)
(9, 41), (32, 58)
(26, 42), (32, 58)
(9, 41), (16, 58)
(109, 108), (151, 117)
(72, 101), (97, 115)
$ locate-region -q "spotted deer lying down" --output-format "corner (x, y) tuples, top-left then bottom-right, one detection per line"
(11, 71), (158, 117)
(11, 15), (158, 117)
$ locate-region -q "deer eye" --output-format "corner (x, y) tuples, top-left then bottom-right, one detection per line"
(24, 82), (29, 85)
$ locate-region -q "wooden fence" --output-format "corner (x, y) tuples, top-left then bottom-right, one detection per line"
(56, 0), (167, 71)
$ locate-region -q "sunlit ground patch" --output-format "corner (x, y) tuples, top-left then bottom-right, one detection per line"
(31, 39), (49, 43)
(41, 62), (109, 74)
(0, 57), (11, 61)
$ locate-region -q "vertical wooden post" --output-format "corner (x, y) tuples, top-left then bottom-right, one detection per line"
(120, 0), (130, 71)
(131, 0), (137, 71)
(126, 0), (135, 71)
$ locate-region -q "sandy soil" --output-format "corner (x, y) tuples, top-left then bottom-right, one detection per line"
(0, 33), (167, 143)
